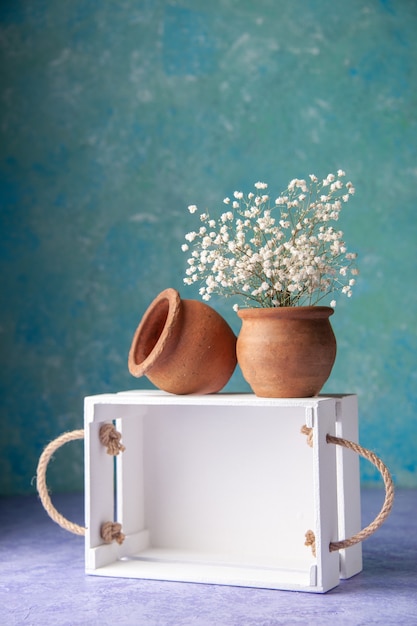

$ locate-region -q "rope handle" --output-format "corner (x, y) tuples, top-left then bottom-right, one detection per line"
(37, 424), (394, 554)
(301, 426), (395, 556)
(36, 425), (125, 544)
(36, 429), (86, 536)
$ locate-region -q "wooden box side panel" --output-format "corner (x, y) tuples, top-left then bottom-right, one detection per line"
(335, 394), (363, 579)
(309, 399), (341, 592)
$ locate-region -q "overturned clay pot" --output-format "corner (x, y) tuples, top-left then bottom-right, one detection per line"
(128, 288), (237, 394)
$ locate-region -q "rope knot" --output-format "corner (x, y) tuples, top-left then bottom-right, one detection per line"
(101, 521), (125, 545)
(305, 530), (316, 557)
(301, 424), (313, 447)
(99, 423), (125, 455)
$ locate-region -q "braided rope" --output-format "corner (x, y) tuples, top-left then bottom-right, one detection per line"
(327, 433), (394, 551)
(36, 425), (126, 543)
(301, 426), (395, 554)
(36, 429), (86, 536)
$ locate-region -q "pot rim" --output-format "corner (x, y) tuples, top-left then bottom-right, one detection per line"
(237, 305), (334, 320)
(128, 288), (181, 377)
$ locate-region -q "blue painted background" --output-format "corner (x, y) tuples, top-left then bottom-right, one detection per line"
(1, 0), (416, 494)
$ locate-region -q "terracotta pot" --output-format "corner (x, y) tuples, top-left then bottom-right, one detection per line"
(236, 306), (336, 398)
(128, 288), (237, 394)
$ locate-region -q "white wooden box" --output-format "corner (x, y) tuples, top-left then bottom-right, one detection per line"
(84, 391), (362, 593)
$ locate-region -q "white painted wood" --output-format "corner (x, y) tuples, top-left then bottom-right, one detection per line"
(84, 398), (116, 570)
(142, 403), (315, 567)
(333, 394), (363, 579)
(86, 530), (150, 571)
(84, 391), (362, 593)
(116, 413), (147, 537)
(86, 555), (317, 592)
(309, 398), (341, 592)
(88, 557), (315, 591)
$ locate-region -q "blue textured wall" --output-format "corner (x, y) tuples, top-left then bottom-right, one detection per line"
(1, 0), (416, 494)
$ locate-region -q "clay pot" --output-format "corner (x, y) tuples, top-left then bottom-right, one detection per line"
(236, 306), (336, 398)
(128, 288), (237, 394)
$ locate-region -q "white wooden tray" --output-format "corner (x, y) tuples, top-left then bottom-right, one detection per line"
(84, 391), (362, 593)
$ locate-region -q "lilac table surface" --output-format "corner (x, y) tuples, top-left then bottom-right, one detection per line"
(1, 489), (416, 626)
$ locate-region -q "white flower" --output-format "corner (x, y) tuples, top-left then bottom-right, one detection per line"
(330, 300), (336, 308)
(182, 170), (358, 309)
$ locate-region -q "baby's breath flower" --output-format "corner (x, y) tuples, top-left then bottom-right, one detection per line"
(182, 171), (358, 308)
(330, 180), (343, 192)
